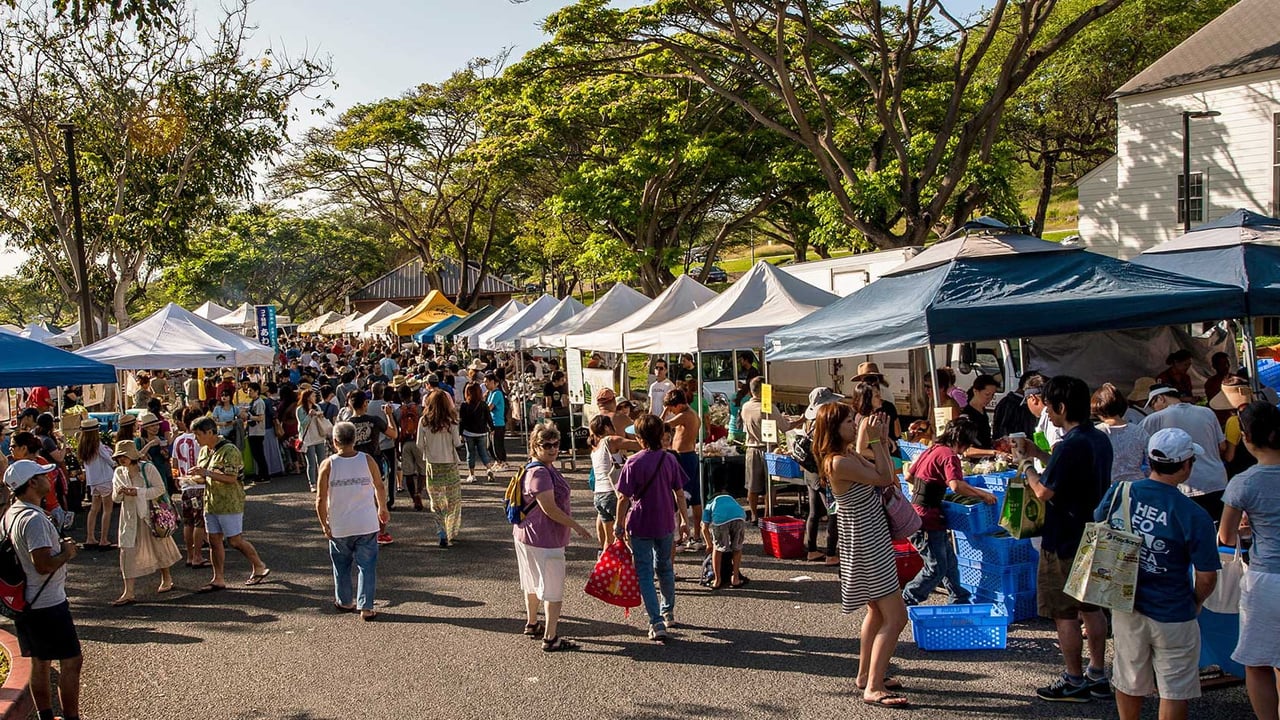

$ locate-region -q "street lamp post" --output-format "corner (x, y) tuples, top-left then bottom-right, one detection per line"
(56, 122), (95, 346)
(1181, 110), (1221, 234)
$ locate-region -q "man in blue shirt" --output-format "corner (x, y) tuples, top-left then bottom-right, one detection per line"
(484, 374), (508, 471)
(1095, 428), (1219, 720)
(1017, 375), (1114, 703)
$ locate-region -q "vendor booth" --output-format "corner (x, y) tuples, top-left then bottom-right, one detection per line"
(192, 300), (232, 321)
(440, 304), (499, 341)
(476, 295), (558, 350)
(413, 315), (464, 344)
(77, 303), (277, 369)
(534, 284), (650, 349)
(456, 299), (527, 347)
(564, 275), (716, 353)
(343, 301), (404, 336)
(0, 332), (118, 388)
(386, 290), (467, 337)
(296, 311), (343, 335)
(501, 295), (585, 351)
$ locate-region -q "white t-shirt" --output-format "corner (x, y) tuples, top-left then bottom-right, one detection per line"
(171, 432), (200, 476)
(590, 436), (624, 494)
(1141, 402), (1228, 496)
(325, 452), (381, 538)
(648, 380), (675, 414)
(4, 500), (68, 608)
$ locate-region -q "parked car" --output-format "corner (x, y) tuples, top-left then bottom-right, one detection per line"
(523, 283), (540, 293)
(690, 265), (728, 283)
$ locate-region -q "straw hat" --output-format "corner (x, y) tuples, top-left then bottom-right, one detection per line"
(118, 413), (138, 427)
(389, 374), (408, 388)
(850, 362), (889, 386)
(111, 440), (142, 461)
(137, 412), (161, 427)
(1209, 377), (1254, 411)
(78, 417), (100, 431)
(1127, 377), (1158, 403)
(467, 359), (486, 371)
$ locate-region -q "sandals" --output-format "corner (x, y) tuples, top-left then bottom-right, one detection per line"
(730, 576), (751, 588)
(862, 692), (909, 708)
(157, 584), (175, 594)
(522, 622), (544, 638)
(245, 568), (272, 586)
(857, 677), (905, 691)
(541, 636), (579, 652)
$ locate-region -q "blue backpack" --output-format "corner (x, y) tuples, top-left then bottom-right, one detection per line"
(503, 461), (545, 524)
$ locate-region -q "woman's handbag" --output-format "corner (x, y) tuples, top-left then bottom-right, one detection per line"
(881, 483), (922, 540)
(1063, 481), (1142, 613)
(140, 462), (178, 539)
(584, 540), (642, 616)
(1203, 538), (1245, 615)
(312, 414), (334, 443)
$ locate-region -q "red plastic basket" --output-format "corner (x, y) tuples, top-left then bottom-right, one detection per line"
(760, 515), (806, 559)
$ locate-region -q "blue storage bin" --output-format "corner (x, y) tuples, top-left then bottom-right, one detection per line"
(764, 453), (803, 479)
(1259, 359), (1280, 391)
(898, 441), (928, 462)
(976, 589), (1037, 623)
(942, 496), (1004, 536)
(955, 531), (1038, 566)
(908, 603), (1009, 651)
(958, 557), (1037, 596)
(969, 470), (1018, 494)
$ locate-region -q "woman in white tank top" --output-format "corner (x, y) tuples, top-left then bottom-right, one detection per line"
(317, 421), (389, 620)
(588, 414), (639, 550)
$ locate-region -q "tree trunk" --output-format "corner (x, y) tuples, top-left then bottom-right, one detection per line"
(1033, 153), (1058, 238)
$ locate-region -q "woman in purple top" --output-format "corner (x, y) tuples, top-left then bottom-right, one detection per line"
(514, 423), (591, 652)
(613, 414), (690, 643)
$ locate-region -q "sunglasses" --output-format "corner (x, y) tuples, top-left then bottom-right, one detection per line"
(538, 442), (560, 450)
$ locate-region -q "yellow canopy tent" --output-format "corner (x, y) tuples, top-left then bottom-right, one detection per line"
(386, 290), (467, 336)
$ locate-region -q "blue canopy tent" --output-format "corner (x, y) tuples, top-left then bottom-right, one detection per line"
(766, 229), (1247, 363)
(0, 331), (119, 388)
(413, 314), (464, 344)
(439, 305), (497, 341)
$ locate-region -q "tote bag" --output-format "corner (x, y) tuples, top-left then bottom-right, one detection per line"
(999, 472), (1046, 539)
(584, 540), (641, 616)
(1203, 539), (1245, 615)
(1063, 482), (1142, 613)
(880, 484), (922, 540)
(141, 462), (179, 539)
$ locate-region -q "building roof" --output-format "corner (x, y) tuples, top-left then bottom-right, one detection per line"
(351, 257), (518, 302)
(1113, 0), (1280, 98)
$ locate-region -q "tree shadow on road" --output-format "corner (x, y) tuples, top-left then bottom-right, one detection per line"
(75, 623), (204, 646)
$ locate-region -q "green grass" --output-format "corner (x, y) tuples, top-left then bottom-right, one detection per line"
(1018, 184), (1079, 232)
(1041, 229), (1079, 242)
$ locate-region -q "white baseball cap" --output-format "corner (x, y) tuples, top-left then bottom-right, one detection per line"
(3, 459), (56, 491)
(805, 387), (845, 420)
(1147, 428), (1204, 463)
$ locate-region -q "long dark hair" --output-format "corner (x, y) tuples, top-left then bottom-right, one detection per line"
(77, 426), (102, 464)
(812, 402), (854, 478)
(589, 414), (615, 448)
(848, 382), (875, 417)
(424, 389), (458, 433)
(463, 381), (484, 406)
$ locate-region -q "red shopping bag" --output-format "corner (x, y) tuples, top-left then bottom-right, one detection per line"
(585, 540), (642, 616)
(893, 539), (923, 588)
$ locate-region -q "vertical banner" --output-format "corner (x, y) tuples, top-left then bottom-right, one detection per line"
(566, 349), (585, 405)
(761, 383), (773, 414)
(255, 304), (278, 350)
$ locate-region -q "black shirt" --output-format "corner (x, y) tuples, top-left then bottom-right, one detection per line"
(959, 405), (992, 449)
(1039, 424), (1113, 556)
(348, 413), (388, 457)
(544, 382), (567, 414)
(992, 391), (1036, 440)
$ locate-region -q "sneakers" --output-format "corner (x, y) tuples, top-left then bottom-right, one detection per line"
(1083, 671), (1112, 699)
(1035, 675), (1092, 703)
(647, 623), (668, 643)
(438, 531), (449, 548)
(662, 611), (676, 628)
(376, 532), (395, 545)
(462, 475), (477, 484)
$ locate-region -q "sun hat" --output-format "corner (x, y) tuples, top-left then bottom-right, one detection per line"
(850, 362), (889, 386)
(1127, 377), (1158, 403)
(118, 414), (137, 426)
(4, 459), (56, 491)
(804, 387), (845, 420)
(111, 440), (142, 461)
(78, 417), (101, 431)
(595, 387), (617, 403)
(389, 374), (407, 388)
(1147, 428), (1204, 463)
(1209, 376), (1253, 411)
(1144, 383), (1180, 409)
(137, 412), (161, 427)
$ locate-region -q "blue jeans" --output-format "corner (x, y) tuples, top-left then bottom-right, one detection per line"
(329, 531), (379, 610)
(463, 434), (491, 471)
(630, 534), (676, 627)
(901, 529), (971, 605)
(303, 443), (326, 488)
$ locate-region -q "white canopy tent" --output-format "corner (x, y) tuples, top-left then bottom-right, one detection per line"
(192, 301), (232, 321)
(623, 261), (838, 353)
(320, 312), (360, 335)
(344, 302), (404, 336)
(297, 311), (343, 334)
(77, 303), (276, 369)
(47, 319), (117, 348)
(504, 296), (586, 350)
(456, 300), (526, 346)
(565, 275), (716, 353)
(214, 302), (255, 328)
(534, 284), (650, 348)
(18, 323), (60, 344)
(476, 295), (558, 350)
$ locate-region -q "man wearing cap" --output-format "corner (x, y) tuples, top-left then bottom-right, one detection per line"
(2, 459), (83, 720)
(1095, 428), (1220, 720)
(1141, 383), (1228, 519)
(993, 370), (1042, 441)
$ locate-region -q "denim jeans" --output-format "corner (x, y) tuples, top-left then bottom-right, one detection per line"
(303, 443), (326, 488)
(463, 434), (491, 471)
(329, 531), (379, 610)
(901, 528), (971, 605)
(630, 533), (676, 627)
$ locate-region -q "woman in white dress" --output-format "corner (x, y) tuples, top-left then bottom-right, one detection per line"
(110, 440), (181, 606)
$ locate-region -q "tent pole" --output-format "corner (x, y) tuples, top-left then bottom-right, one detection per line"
(926, 345), (940, 430)
(764, 352), (773, 518)
(1017, 338), (1027, 376)
(1241, 316), (1260, 393)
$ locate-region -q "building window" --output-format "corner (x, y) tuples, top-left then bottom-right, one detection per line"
(1261, 316), (1280, 337)
(1177, 172), (1204, 225)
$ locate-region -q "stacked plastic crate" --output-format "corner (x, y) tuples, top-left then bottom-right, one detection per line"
(945, 470), (1039, 622)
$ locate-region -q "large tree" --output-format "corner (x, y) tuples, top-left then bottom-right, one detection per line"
(0, 0), (331, 330)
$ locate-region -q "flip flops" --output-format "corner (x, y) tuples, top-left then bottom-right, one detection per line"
(245, 568), (272, 586)
(862, 693), (909, 708)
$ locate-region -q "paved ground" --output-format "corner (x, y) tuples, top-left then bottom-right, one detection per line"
(56, 450), (1252, 720)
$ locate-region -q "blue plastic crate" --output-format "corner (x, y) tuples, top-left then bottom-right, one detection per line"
(898, 441), (928, 462)
(908, 603), (1009, 651)
(942, 496), (1004, 536)
(954, 531), (1038, 566)
(899, 477), (913, 500)
(764, 453), (803, 479)
(969, 470), (1018, 494)
(958, 557), (1037, 596)
(976, 589), (1037, 623)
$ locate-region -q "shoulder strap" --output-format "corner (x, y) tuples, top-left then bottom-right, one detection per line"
(4, 507), (56, 606)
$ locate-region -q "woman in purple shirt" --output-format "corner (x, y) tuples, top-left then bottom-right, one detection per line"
(613, 415), (690, 643)
(514, 423), (591, 652)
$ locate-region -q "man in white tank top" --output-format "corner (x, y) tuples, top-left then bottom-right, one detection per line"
(317, 421), (389, 621)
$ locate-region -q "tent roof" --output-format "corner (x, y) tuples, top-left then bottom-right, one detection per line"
(192, 301), (232, 321)
(412, 314), (464, 343)
(297, 311), (343, 334)
(0, 332), (118, 388)
(566, 275), (717, 353)
(213, 302), (255, 327)
(386, 290), (467, 336)
(766, 237), (1247, 362)
(624, 262), (837, 354)
(503, 296), (587, 350)
(887, 229), (1080, 277)
(77, 303), (276, 369)
(18, 323), (61, 343)
(345, 301), (404, 334)
(319, 312), (360, 335)
(476, 295), (559, 350)
(536, 284), (651, 348)
(441, 305), (500, 340)
(1135, 208), (1280, 315)
(456, 301), (527, 343)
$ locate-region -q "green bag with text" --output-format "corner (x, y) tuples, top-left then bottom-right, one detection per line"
(999, 472), (1046, 539)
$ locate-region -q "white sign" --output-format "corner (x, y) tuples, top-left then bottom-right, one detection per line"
(566, 350), (585, 405)
(761, 418), (778, 443)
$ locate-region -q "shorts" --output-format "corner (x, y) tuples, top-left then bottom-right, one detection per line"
(1037, 550), (1100, 620)
(181, 487), (206, 528)
(514, 540), (566, 603)
(594, 491), (617, 523)
(711, 519), (746, 553)
(1234, 569), (1280, 667)
(89, 483), (113, 498)
(745, 447), (767, 494)
(676, 451), (702, 506)
(204, 512), (244, 538)
(14, 600), (81, 661)
(1111, 610), (1201, 700)
(400, 442), (425, 477)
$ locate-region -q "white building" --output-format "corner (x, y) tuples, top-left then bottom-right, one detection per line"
(1078, 0), (1280, 259)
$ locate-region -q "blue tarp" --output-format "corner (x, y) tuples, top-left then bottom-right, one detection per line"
(1134, 209), (1280, 316)
(766, 232), (1246, 362)
(0, 332), (119, 388)
(413, 315), (464, 343)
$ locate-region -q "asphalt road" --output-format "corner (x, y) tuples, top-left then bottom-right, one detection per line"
(56, 452), (1252, 720)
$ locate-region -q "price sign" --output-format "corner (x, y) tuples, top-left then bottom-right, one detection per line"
(761, 418), (778, 443)
(761, 383), (773, 414)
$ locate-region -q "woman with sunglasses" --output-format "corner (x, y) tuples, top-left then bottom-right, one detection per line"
(512, 423), (591, 652)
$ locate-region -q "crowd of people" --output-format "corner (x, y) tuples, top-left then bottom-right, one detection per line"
(1, 337), (1277, 719)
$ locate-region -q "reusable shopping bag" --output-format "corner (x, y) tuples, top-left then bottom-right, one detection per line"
(1203, 539), (1245, 615)
(880, 484), (921, 540)
(141, 462), (178, 539)
(585, 540), (641, 616)
(1064, 482), (1141, 613)
(998, 472), (1045, 539)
